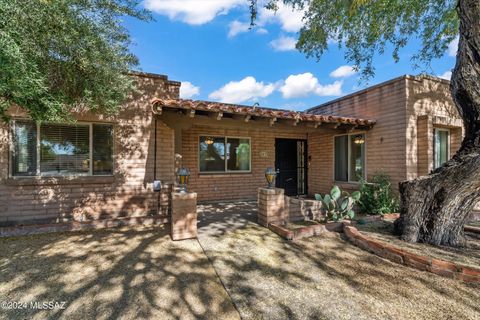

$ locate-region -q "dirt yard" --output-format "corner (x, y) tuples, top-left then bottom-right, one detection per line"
(0, 202), (479, 320)
(0, 225), (239, 320)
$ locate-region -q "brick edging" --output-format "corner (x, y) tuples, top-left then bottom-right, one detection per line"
(343, 225), (480, 284)
(465, 225), (480, 234)
(0, 215), (169, 237)
(269, 221), (344, 241)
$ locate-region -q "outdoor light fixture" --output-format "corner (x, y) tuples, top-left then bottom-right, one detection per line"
(177, 167), (190, 192)
(265, 167), (277, 189)
(353, 135), (365, 144)
(204, 137), (214, 145)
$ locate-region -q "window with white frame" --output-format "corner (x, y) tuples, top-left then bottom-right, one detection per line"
(11, 120), (114, 177)
(199, 136), (251, 173)
(434, 128), (450, 169)
(334, 133), (365, 182)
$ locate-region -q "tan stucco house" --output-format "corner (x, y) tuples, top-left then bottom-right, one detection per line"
(0, 72), (469, 228)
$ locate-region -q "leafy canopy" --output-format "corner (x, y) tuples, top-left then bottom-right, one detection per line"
(252, 0), (459, 79)
(0, 0), (150, 122)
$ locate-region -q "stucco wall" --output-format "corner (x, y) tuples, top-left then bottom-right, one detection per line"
(0, 74), (178, 226)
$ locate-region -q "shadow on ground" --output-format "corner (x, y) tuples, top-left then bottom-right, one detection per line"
(0, 225), (239, 320)
(197, 201), (480, 320)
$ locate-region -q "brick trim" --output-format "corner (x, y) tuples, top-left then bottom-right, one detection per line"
(343, 225), (480, 284)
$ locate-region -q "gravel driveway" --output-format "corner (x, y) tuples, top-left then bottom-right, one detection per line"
(197, 201), (480, 320)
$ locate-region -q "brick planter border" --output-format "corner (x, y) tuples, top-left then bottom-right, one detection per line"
(0, 215), (169, 237)
(343, 224), (480, 284)
(465, 225), (480, 234)
(269, 221), (343, 241)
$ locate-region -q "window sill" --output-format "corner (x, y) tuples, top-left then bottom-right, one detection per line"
(334, 181), (361, 189)
(6, 175), (115, 186)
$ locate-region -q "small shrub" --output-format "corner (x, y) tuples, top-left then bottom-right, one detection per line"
(315, 185), (361, 222)
(359, 173), (399, 215)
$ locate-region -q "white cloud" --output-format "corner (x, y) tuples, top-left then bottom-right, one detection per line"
(270, 36), (297, 51)
(144, 0), (244, 25)
(228, 20), (251, 38)
(438, 71), (452, 80)
(330, 65), (357, 78)
(448, 36), (459, 57)
(258, 3), (305, 33)
(256, 27), (268, 35)
(180, 81), (200, 99)
(209, 76), (275, 103)
(279, 73), (342, 98)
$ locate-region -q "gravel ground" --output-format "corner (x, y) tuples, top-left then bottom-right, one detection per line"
(197, 201), (480, 320)
(0, 225), (239, 320)
(357, 220), (480, 268)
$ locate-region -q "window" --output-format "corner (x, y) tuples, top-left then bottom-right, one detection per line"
(11, 121), (114, 177)
(434, 128), (450, 169)
(334, 133), (365, 182)
(199, 136), (250, 173)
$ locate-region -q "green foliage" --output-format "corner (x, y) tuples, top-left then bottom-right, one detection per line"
(315, 185), (361, 222)
(0, 0), (151, 122)
(252, 0), (458, 79)
(359, 173), (399, 215)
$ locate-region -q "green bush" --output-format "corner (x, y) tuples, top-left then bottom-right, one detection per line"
(315, 185), (361, 222)
(359, 173), (399, 215)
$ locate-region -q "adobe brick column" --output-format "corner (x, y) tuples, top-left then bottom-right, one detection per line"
(171, 191), (197, 240)
(257, 188), (286, 227)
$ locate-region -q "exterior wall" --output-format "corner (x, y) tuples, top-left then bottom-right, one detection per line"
(159, 113), (317, 202)
(405, 76), (463, 178)
(308, 75), (465, 194)
(308, 77), (408, 194)
(183, 124), (310, 202)
(0, 73), (179, 226)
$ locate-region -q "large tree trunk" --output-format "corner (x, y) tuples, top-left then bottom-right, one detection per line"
(394, 0), (480, 246)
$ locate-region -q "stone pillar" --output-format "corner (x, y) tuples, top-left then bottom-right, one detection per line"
(257, 188), (285, 227)
(171, 192), (197, 240)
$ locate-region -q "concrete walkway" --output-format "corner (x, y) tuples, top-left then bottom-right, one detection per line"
(197, 201), (480, 320)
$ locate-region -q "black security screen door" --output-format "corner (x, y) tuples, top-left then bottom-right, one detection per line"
(275, 139), (307, 196)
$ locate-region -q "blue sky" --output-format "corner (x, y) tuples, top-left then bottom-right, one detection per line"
(124, 1), (458, 111)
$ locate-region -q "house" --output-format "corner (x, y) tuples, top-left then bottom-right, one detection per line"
(0, 72), (471, 228)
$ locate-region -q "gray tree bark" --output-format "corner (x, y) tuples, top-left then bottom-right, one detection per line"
(394, 0), (480, 246)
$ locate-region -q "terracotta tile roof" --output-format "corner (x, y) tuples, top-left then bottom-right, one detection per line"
(152, 99), (376, 126)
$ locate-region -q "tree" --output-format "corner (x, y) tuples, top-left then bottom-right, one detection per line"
(0, 0), (150, 122)
(252, 0), (479, 246)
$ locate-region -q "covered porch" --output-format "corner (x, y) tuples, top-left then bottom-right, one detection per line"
(151, 98), (375, 202)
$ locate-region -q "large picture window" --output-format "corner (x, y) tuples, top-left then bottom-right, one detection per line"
(199, 136), (251, 173)
(434, 128), (450, 169)
(334, 133), (365, 182)
(11, 121), (114, 177)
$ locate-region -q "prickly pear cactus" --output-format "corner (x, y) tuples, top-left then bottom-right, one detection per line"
(315, 185), (361, 222)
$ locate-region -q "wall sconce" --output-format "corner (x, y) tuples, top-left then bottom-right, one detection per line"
(177, 168), (190, 192)
(353, 134), (365, 144)
(204, 137), (214, 145)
